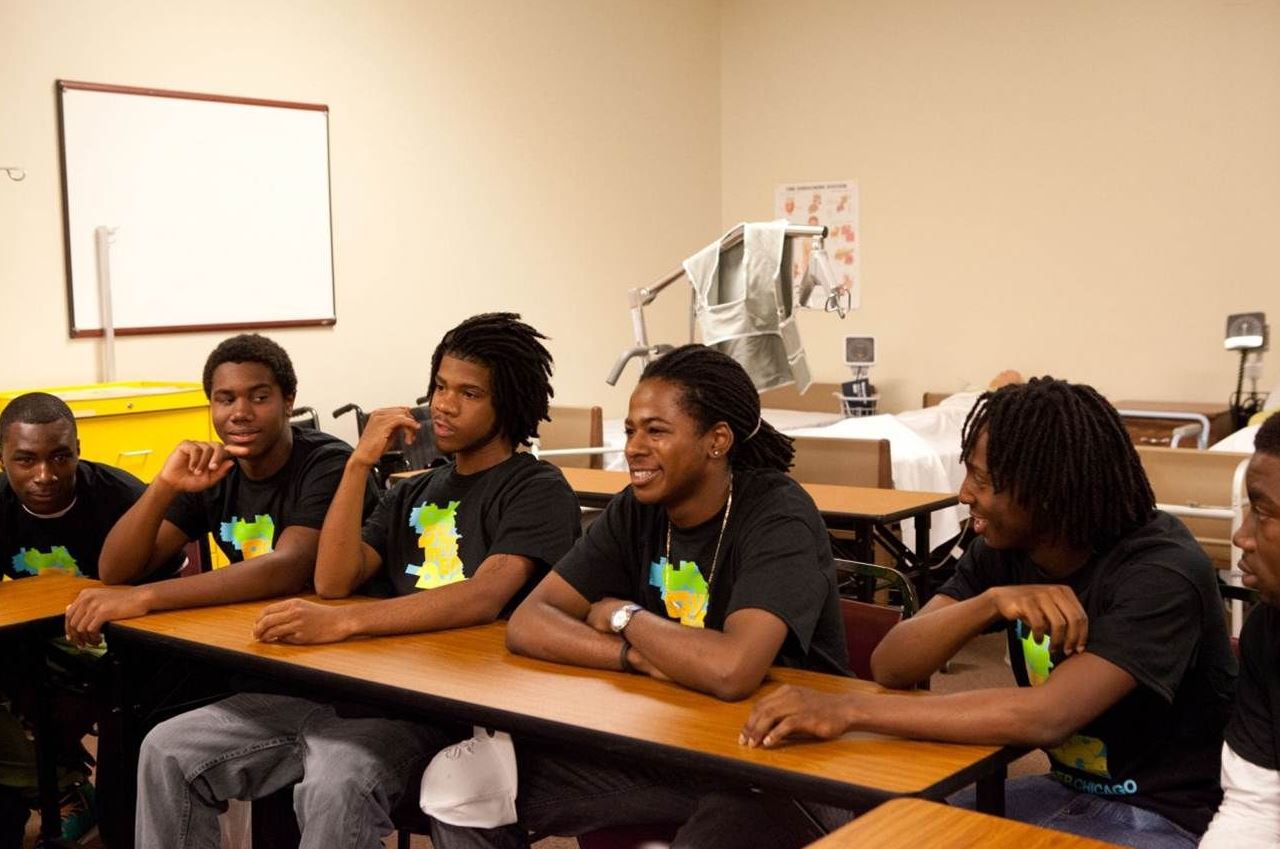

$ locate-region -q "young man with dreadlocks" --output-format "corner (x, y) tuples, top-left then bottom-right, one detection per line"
(134, 313), (582, 849)
(742, 377), (1236, 848)
(430, 344), (848, 849)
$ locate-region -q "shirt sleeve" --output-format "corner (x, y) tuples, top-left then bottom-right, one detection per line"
(935, 540), (1001, 602)
(1200, 743), (1280, 849)
(163, 490), (210, 541)
(485, 468), (581, 570)
(1084, 562), (1203, 703)
(1226, 607), (1278, 770)
(721, 511), (831, 653)
(554, 493), (636, 603)
(281, 445), (350, 530)
(360, 478), (405, 558)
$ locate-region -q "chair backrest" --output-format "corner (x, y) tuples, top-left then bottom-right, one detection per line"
(1137, 446), (1249, 570)
(834, 558), (919, 617)
(539, 405), (605, 469)
(840, 597), (903, 680)
(759, 381), (842, 413)
(789, 435), (892, 488)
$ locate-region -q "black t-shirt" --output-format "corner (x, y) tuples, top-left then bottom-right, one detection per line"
(937, 510), (1236, 835)
(361, 453), (580, 616)
(165, 427), (371, 564)
(1225, 603), (1280, 772)
(555, 467), (849, 676)
(1, 459), (181, 582)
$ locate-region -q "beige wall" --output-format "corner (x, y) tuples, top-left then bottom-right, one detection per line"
(5, 1), (1279, 437)
(0, 0), (721, 440)
(722, 0), (1280, 411)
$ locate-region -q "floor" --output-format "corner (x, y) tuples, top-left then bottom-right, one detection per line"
(24, 633), (1044, 849)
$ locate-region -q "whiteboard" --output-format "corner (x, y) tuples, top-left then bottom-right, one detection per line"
(57, 81), (336, 336)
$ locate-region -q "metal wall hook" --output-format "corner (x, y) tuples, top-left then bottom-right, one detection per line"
(1, 166), (26, 181)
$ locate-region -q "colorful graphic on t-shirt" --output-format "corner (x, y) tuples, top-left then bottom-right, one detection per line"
(405, 500), (466, 590)
(11, 546), (83, 577)
(648, 557), (708, 628)
(1015, 621), (1116, 783)
(219, 514), (276, 560)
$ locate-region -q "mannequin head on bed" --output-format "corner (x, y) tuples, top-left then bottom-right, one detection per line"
(958, 376), (1155, 573)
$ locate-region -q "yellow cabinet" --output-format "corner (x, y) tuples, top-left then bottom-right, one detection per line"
(0, 382), (211, 482)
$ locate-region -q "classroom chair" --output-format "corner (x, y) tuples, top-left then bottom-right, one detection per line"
(537, 405), (605, 469)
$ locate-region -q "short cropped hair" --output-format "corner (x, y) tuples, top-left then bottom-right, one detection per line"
(202, 334), (298, 399)
(0, 392), (77, 448)
(1255, 413), (1280, 458)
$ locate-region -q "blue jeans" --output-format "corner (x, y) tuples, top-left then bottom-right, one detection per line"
(135, 693), (451, 849)
(950, 775), (1198, 849)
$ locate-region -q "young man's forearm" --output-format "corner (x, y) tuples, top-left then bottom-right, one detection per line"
(623, 612), (768, 701)
(140, 552), (312, 612)
(314, 461), (377, 598)
(871, 594), (999, 688)
(341, 579), (513, 637)
(507, 601), (626, 671)
(98, 480), (181, 585)
(833, 686), (1067, 748)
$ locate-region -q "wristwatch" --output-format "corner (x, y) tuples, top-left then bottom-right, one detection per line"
(609, 603), (643, 634)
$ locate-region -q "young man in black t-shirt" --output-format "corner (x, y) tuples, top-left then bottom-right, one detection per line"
(743, 378), (1236, 849)
(1202, 414), (1280, 847)
(0, 392), (188, 846)
(0, 392), (183, 582)
(432, 345), (849, 849)
(134, 314), (581, 849)
(63, 333), (373, 645)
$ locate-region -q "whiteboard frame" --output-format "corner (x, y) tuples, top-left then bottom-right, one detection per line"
(56, 80), (337, 338)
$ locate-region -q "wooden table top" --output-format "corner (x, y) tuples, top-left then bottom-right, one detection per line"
(108, 599), (1010, 808)
(560, 468), (958, 524)
(810, 799), (1125, 848)
(0, 573), (98, 631)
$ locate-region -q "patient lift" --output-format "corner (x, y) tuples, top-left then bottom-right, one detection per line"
(606, 222), (851, 387)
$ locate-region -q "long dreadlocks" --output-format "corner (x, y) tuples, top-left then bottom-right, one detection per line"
(961, 376), (1155, 552)
(430, 312), (554, 448)
(640, 344), (794, 472)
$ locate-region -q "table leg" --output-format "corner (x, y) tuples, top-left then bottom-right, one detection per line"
(30, 644), (70, 848)
(974, 764), (1007, 816)
(914, 513), (934, 602)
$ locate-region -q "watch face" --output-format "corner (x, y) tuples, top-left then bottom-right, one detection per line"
(610, 606), (629, 632)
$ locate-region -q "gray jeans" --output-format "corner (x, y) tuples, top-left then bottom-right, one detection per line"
(135, 692), (450, 849)
(429, 743), (855, 849)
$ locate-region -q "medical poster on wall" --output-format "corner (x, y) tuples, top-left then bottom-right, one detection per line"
(774, 180), (860, 310)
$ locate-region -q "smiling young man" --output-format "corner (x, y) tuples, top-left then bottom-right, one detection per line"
(1202, 413), (1280, 847)
(133, 313), (582, 849)
(0, 392), (181, 846)
(64, 333), (371, 644)
(741, 377), (1236, 849)
(431, 344), (848, 849)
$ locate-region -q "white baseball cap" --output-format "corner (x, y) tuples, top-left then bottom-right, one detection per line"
(419, 727), (519, 828)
